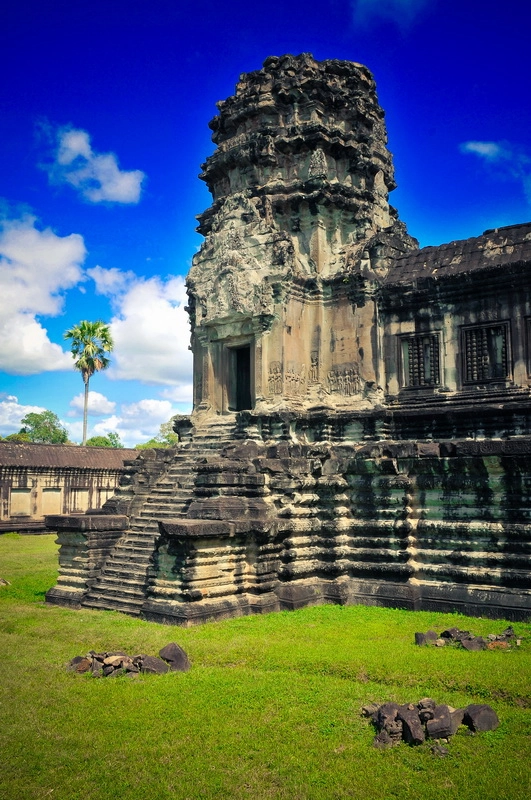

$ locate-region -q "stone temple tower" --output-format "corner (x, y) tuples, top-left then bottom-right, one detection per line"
(46, 54), (531, 624)
(187, 53), (416, 418)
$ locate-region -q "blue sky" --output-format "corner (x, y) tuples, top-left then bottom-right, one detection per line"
(1, 0), (530, 446)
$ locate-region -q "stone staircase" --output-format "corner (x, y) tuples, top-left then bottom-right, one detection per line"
(82, 416), (238, 616)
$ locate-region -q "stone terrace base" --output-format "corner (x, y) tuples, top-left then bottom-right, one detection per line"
(46, 411), (531, 625)
(136, 427), (531, 624)
(142, 576), (529, 628)
(141, 577), (421, 627)
(45, 514), (129, 608)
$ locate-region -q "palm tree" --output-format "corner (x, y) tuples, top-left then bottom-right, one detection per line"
(64, 320), (114, 446)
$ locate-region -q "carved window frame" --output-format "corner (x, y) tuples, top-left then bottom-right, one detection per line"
(399, 332), (441, 388)
(461, 321), (511, 384)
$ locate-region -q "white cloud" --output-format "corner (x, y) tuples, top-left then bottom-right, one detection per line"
(352, 0), (432, 28)
(88, 264), (136, 295)
(119, 398), (175, 429)
(69, 391), (116, 417)
(45, 126), (145, 204)
(160, 384), (194, 402)
(0, 215), (86, 375)
(0, 394), (45, 435)
(460, 141), (509, 161)
(460, 140), (531, 204)
(88, 266), (193, 387)
(89, 398), (177, 447)
(63, 419), (84, 443)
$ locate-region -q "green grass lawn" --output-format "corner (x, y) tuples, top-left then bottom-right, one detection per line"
(1, 533), (530, 800)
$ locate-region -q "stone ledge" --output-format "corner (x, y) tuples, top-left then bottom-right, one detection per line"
(45, 514), (129, 531)
(141, 592), (280, 626)
(159, 519), (238, 538)
(46, 586), (84, 608)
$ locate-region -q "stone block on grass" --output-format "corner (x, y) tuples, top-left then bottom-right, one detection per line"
(463, 704), (499, 732)
(159, 642), (191, 672)
(449, 708), (466, 735)
(68, 656), (92, 673)
(398, 704), (425, 745)
(140, 655), (170, 674)
(461, 637), (487, 651)
(426, 705), (452, 739)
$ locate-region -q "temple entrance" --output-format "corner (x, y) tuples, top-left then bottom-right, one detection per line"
(227, 345), (252, 411)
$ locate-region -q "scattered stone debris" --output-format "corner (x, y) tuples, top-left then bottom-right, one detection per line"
(362, 699), (499, 749)
(414, 626), (521, 650)
(67, 642), (190, 677)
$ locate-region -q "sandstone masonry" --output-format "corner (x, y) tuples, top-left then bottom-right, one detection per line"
(46, 54), (531, 624)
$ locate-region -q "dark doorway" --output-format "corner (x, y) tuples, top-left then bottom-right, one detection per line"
(228, 345), (252, 411)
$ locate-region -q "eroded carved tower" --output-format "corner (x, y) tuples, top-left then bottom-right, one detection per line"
(187, 53), (416, 416)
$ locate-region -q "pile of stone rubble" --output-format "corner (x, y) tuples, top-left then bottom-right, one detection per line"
(362, 699), (499, 749)
(414, 625), (521, 650)
(67, 642), (190, 677)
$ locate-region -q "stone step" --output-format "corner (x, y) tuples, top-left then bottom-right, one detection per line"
(107, 536), (157, 547)
(82, 597), (143, 615)
(85, 581), (147, 596)
(142, 492), (191, 503)
(130, 521), (163, 531)
(93, 572), (147, 588)
(100, 553), (151, 565)
(102, 548), (152, 561)
(137, 504), (189, 515)
(136, 503), (188, 514)
(84, 421), (238, 612)
(101, 553), (152, 567)
(113, 533), (158, 543)
(132, 517), (185, 527)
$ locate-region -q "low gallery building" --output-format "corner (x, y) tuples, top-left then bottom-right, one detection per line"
(0, 442), (137, 534)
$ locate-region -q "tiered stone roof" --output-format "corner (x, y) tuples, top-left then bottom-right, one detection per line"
(0, 442), (137, 469)
(387, 222), (531, 286)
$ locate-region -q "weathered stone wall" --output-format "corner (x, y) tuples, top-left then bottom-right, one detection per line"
(382, 259), (531, 400)
(140, 424), (531, 625)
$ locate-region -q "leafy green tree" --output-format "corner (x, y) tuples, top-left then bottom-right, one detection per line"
(2, 432), (31, 442)
(64, 320), (113, 446)
(134, 438), (163, 450)
(86, 433), (123, 448)
(106, 432), (122, 448)
(158, 420), (179, 446)
(19, 411), (68, 444)
(135, 418), (179, 449)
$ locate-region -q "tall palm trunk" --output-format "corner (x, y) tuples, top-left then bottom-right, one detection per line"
(64, 320), (113, 446)
(82, 377), (90, 446)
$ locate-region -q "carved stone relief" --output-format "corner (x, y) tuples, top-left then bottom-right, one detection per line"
(309, 351), (319, 383)
(268, 361), (283, 395)
(308, 147), (327, 179)
(285, 362), (306, 396)
(327, 365), (362, 396)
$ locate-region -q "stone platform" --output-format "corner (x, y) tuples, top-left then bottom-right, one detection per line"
(47, 409), (531, 624)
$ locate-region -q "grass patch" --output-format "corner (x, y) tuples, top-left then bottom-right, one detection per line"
(1, 534), (530, 799)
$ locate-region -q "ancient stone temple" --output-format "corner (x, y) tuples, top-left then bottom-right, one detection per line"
(46, 54), (531, 624)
